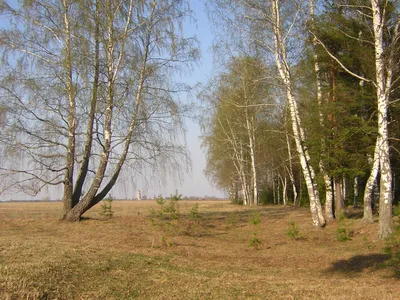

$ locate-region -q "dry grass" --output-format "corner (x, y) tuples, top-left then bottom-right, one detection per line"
(0, 200), (399, 299)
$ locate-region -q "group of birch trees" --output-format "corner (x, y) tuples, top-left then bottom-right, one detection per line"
(0, 0), (197, 221)
(203, 0), (400, 238)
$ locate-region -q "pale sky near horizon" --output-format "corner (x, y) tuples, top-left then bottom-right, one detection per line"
(0, 0), (226, 200)
(159, 0), (225, 198)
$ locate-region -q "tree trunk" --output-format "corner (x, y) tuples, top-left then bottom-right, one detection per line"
(280, 175), (287, 206)
(271, 0), (325, 227)
(64, 1), (128, 221)
(277, 178), (281, 205)
(61, 0), (76, 218)
(285, 133), (298, 206)
(323, 165), (334, 222)
(342, 177), (347, 202)
(71, 0), (100, 208)
(353, 176), (359, 208)
(334, 178), (344, 218)
(64, 0), (141, 221)
(371, 0), (394, 239)
(310, 0), (334, 222)
(363, 140), (379, 223)
(235, 182), (239, 203)
(65, 1), (116, 221)
(246, 112), (258, 206)
(240, 144), (250, 205)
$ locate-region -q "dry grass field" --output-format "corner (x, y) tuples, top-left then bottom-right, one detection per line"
(0, 200), (399, 299)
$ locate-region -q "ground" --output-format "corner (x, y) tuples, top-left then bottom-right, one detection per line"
(0, 200), (399, 299)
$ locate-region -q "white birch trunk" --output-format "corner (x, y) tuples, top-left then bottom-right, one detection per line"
(72, 0), (100, 207)
(240, 143), (250, 205)
(61, 0), (76, 217)
(246, 113), (258, 206)
(280, 175), (287, 206)
(353, 176), (359, 207)
(363, 127), (380, 223)
(217, 115), (250, 206)
(371, 0), (394, 238)
(277, 177), (281, 205)
(65, 1), (135, 220)
(285, 132), (298, 205)
(271, 0), (325, 227)
(310, 0), (334, 222)
(342, 177), (347, 202)
(321, 161), (334, 221)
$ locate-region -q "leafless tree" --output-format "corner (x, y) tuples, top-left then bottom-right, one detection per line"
(0, 0), (198, 220)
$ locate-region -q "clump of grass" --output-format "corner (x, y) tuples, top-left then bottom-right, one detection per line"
(189, 203), (200, 220)
(362, 235), (373, 250)
(99, 198), (113, 218)
(249, 232), (262, 249)
(336, 212), (351, 242)
(383, 225), (400, 277)
(226, 212), (238, 228)
(230, 198), (244, 205)
(170, 189), (183, 201)
(248, 211), (262, 249)
(393, 205), (400, 217)
(149, 195), (180, 247)
(183, 203), (203, 236)
(249, 211), (261, 226)
(286, 220), (301, 240)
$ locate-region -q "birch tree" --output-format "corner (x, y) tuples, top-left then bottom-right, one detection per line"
(0, 0), (198, 220)
(309, 0), (334, 221)
(311, 0), (399, 238)
(270, 0), (325, 226)
(207, 0), (326, 226)
(202, 56), (271, 205)
(370, 0), (397, 238)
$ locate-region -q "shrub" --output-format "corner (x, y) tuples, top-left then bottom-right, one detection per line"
(286, 220), (301, 240)
(189, 203), (200, 220)
(170, 190), (182, 201)
(149, 195), (180, 247)
(383, 225), (400, 277)
(249, 211), (261, 226)
(248, 211), (262, 248)
(336, 213), (351, 242)
(249, 232), (262, 249)
(393, 205), (400, 217)
(226, 212), (238, 227)
(182, 203), (203, 236)
(231, 198), (244, 205)
(100, 199), (113, 218)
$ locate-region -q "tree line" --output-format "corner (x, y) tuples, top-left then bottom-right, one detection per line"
(0, 0), (398, 239)
(201, 0), (400, 239)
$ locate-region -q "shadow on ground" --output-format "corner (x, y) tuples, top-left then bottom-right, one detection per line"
(343, 207), (364, 219)
(327, 254), (391, 274)
(189, 206), (298, 221)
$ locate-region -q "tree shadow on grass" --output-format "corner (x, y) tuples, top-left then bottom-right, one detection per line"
(327, 254), (392, 275)
(197, 206), (291, 222)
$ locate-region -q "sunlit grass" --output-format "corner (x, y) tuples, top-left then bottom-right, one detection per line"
(0, 200), (399, 299)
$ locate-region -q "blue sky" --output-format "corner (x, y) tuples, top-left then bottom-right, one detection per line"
(147, 0), (224, 198)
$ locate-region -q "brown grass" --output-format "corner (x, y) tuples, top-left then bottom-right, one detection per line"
(0, 200), (399, 299)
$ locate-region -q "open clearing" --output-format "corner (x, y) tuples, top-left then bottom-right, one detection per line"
(0, 200), (399, 299)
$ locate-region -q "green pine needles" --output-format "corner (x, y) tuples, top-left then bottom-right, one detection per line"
(100, 198), (114, 218)
(336, 213), (352, 242)
(286, 221), (302, 240)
